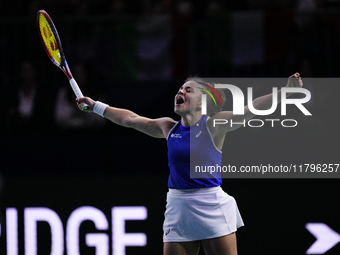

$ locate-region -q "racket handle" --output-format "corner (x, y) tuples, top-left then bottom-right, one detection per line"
(69, 78), (89, 110)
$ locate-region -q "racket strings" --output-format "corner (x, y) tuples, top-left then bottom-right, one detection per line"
(38, 13), (62, 65)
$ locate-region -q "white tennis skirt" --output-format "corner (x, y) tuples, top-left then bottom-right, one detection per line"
(163, 186), (244, 242)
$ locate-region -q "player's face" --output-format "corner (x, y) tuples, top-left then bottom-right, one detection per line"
(174, 81), (202, 116)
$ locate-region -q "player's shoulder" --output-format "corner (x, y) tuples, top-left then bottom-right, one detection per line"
(157, 117), (177, 132)
(206, 110), (235, 136)
(206, 111), (233, 126)
(153, 117), (177, 126)
(153, 117), (177, 140)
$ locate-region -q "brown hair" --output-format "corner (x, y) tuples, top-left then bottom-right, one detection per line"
(185, 77), (226, 116)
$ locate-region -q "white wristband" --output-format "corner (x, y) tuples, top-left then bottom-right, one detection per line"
(93, 101), (108, 117)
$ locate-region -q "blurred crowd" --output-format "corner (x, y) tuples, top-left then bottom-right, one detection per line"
(3, 60), (106, 135)
(0, 0), (339, 180)
(1, 0), (340, 17)
(1, 0), (340, 137)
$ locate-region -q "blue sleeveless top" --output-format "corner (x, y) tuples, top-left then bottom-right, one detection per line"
(167, 115), (223, 189)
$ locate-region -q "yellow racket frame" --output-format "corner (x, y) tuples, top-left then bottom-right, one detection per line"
(38, 12), (62, 66)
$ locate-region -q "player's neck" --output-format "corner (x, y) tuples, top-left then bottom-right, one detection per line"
(181, 112), (202, 127)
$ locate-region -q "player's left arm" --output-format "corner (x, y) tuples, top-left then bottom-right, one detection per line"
(208, 73), (303, 135)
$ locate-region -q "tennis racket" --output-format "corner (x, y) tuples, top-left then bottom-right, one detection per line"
(37, 10), (88, 110)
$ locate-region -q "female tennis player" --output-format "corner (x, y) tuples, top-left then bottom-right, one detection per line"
(76, 73), (303, 255)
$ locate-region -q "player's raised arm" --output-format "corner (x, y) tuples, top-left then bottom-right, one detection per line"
(209, 73), (303, 133)
(76, 97), (176, 138)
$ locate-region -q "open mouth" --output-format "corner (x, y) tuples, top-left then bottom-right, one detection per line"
(176, 96), (184, 105)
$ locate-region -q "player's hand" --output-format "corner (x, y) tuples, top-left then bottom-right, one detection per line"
(76, 97), (95, 112)
(286, 72), (303, 88)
